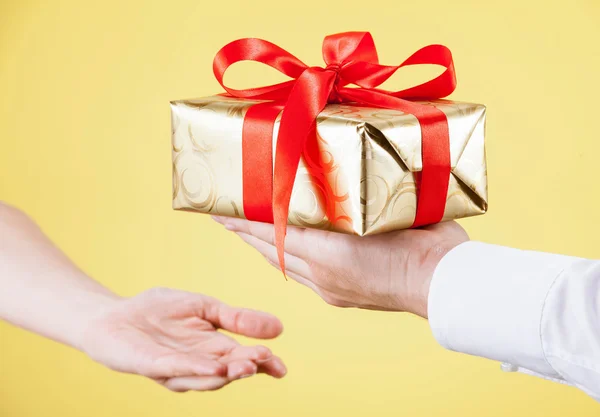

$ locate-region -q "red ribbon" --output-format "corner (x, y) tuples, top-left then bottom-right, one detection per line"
(213, 32), (457, 273)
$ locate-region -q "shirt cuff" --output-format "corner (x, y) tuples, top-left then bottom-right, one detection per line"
(501, 362), (571, 386)
(428, 241), (578, 378)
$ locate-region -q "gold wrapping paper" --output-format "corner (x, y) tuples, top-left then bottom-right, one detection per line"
(171, 96), (487, 235)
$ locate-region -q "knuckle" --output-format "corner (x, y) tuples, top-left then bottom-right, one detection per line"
(229, 309), (244, 332)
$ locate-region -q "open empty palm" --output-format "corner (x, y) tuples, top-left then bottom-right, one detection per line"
(81, 287), (286, 392)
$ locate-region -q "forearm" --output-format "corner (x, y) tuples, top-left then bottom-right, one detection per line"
(0, 202), (118, 350)
(428, 241), (600, 400)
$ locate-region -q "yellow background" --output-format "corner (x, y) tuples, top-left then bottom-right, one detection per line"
(1, 0), (599, 415)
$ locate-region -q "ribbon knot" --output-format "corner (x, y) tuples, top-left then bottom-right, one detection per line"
(324, 64), (343, 103)
(212, 32), (457, 275)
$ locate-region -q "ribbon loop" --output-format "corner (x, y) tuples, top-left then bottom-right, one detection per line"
(322, 32), (379, 67)
(212, 32), (457, 275)
(213, 38), (308, 100)
(392, 44), (456, 99)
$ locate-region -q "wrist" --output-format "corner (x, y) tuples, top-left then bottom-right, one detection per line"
(405, 235), (468, 318)
(414, 244), (451, 318)
(67, 285), (122, 352)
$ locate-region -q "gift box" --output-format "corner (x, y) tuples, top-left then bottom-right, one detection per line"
(171, 96), (487, 235)
(171, 32), (487, 267)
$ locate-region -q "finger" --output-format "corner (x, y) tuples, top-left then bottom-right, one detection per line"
(220, 346), (285, 379)
(151, 290), (281, 340)
(271, 264), (342, 307)
(226, 359), (258, 379)
(235, 231), (312, 278)
(161, 376), (230, 392)
(263, 257), (321, 294)
(203, 302), (284, 340)
(143, 355), (226, 379)
(213, 216), (310, 259)
(213, 216), (353, 267)
(220, 345), (273, 363)
(257, 356), (287, 378)
(230, 229), (340, 306)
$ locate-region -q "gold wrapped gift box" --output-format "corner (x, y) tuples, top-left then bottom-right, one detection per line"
(171, 96), (487, 235)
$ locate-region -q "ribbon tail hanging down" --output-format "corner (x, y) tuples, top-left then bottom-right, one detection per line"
(272, 68), (336, 274)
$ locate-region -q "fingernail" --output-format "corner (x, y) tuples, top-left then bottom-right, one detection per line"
(224, 223), (237, 231)
(239, 372), (256, 379)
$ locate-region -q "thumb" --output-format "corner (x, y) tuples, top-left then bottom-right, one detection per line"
(204, 301), (284, 339)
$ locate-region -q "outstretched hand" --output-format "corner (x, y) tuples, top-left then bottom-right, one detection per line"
(80, 288), (286, 392)
(213, 216), (468, 317)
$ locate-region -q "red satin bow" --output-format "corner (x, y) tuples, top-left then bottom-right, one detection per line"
(213, 32), (457, 273)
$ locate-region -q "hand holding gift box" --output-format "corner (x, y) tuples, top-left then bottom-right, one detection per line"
(171, 32), (487, 270)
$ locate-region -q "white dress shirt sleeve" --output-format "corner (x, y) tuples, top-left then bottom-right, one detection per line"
(428, 241), (600, 401)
